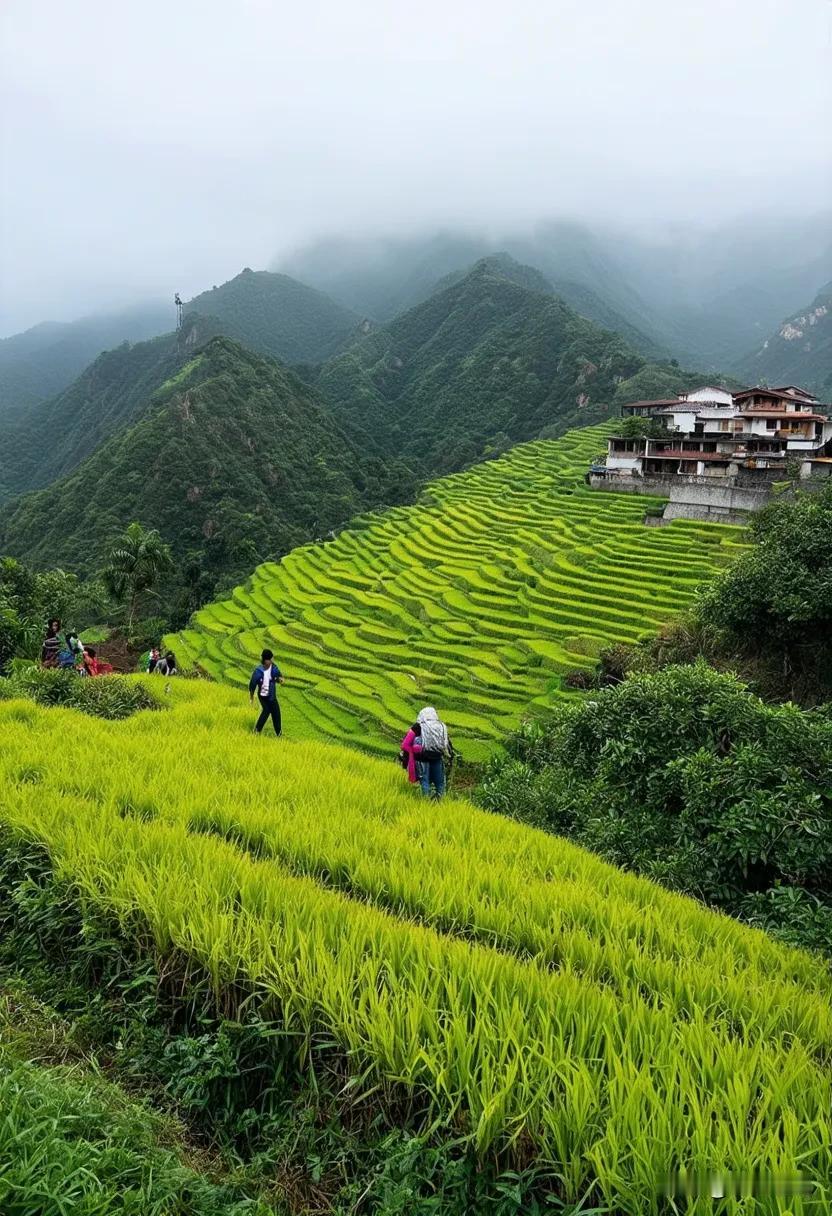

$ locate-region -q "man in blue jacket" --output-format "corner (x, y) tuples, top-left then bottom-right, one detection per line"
(249, 648), (284, 736)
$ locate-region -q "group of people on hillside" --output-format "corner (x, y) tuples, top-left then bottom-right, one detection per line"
(40, 619), (113, 677)
(247, 647), (454, 798)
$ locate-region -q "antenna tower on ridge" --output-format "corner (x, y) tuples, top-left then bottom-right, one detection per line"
(174, 292), (183, 330)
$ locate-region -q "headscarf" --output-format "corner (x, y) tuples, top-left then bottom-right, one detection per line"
(417, 706), (448, 754)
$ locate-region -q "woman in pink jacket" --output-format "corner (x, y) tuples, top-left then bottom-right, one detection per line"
(400, 721), (423, 784)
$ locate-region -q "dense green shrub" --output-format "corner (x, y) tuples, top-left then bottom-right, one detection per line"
(479, 663), (832, 954)
(697, 482), (832, 679)
(0, 666), (162, 720)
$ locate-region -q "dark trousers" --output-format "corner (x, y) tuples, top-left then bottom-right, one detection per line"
(255, 694), (282, 736)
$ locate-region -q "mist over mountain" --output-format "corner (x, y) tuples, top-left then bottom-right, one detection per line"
(0, 301), (172, 418)
(738, 281), (832, 395)
(186, 270), (360, 365)
(280, 213), (832, 371)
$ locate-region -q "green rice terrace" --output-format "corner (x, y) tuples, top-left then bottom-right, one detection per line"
(172, 424), (745, 760)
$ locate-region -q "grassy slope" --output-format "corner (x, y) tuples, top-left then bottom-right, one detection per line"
(0, 985), (275, 1215)
(0, 681), (830, 1214)
(172, 423), (746, 761)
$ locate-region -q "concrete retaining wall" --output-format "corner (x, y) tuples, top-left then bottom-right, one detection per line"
(663, 481), (771, 524)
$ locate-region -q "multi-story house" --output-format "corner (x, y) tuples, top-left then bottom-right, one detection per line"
(592, 385), (832, 522)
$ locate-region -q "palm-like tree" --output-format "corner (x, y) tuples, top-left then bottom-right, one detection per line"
(102, 522), (173, 635)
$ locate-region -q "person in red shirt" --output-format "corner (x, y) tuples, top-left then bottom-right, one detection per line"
(82, 647), (114, 677)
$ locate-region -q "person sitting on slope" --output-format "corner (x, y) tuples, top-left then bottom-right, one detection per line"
(82, 647), (114, 677)
(155, 651), (178, 677)
(40, 619), (62, 668)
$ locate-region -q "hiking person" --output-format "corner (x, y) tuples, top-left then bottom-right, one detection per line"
(414, 706), (454, 798)
(155, 651), (178, 677)
(146, 646), (161, 674)
(40, 619), (62, 667)
(400, 721), (423, 784)
(249, 648), (284, 736)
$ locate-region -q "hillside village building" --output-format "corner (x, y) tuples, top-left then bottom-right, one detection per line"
(591, 385), (832, 523)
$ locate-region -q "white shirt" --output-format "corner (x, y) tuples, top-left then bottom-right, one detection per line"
(260, 665), (272, 697)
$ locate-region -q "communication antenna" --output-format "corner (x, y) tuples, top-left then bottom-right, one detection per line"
(174, 292), (183, 330)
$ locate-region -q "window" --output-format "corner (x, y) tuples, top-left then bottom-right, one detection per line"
(766, 420), (776, 430)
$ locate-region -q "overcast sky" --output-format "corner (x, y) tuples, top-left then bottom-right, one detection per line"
(1, 0), (830, 335)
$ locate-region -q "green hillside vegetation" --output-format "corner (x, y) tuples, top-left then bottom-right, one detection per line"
(1, 680), (830, 1214)
(172, 424), (744, 761)
(0, 267), (362, 506)
(738, 280), (832, 396)
(314, 257), (698, 474)
(0, 338), (417, 619)
(0, 987), (272, 1215)
(481, 662), (832, 956)
(186, 268), (360, 365)
(0, 320), (215, 505)
(0, 301), (171, 420)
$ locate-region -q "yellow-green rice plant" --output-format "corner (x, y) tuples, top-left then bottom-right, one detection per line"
(0, 683), (829, 1214)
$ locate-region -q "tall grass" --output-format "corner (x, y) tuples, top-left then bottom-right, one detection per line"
(0, 681), (829, 1214)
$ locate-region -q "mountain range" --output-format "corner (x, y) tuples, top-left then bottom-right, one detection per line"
(280, 215), (832, 372)
(0, 270), (362, 422)
(1, 234), (827, 627)
(314, 254), (701, 474)
(0, 300), (172, 421)
(0, 255), (704, 613)
(0, 336), (417, 621)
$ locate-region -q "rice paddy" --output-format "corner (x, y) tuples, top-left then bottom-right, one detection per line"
(1, 681), (829, 1214)
(171, 425), (745, 759)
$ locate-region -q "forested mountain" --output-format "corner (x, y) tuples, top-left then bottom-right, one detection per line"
(0, 314), (225, 505)
(0, 338), (417, 619)
(737, 281), (832, 396)
(0, 300), (172, 418)
(281, 234), (665, 358)
(0, 267), (360, 428)
(282, 215), (832, 370)
(314, 256), (698, 474)
(186, 268), (360, 364)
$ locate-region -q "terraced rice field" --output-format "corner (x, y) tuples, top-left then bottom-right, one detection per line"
(1, 682), (830, 1214)
(173, 425), (745, 759)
